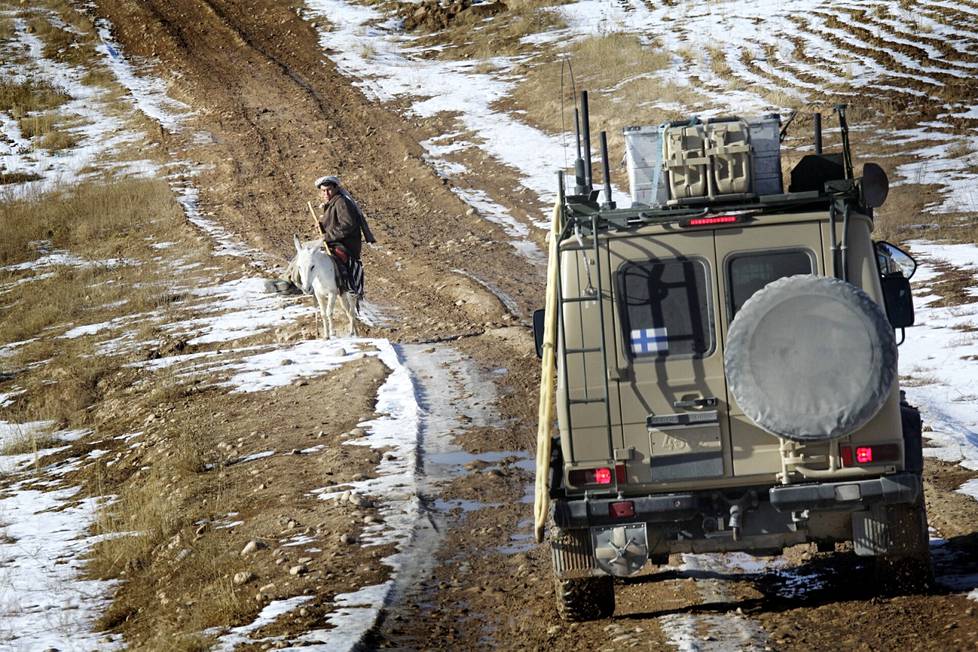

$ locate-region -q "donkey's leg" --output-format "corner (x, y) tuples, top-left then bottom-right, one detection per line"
(325, 292), (338, 339)
(316, 293), (332, 339)
(340, 293), (359, 337)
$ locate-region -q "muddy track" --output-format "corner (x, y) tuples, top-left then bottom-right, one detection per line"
(93, 0), (540, 342)
(88, 1), (978, 650)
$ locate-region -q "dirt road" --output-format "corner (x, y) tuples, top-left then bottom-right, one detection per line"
(88, 0), (978, 649)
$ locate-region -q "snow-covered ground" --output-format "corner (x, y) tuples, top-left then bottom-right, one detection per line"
(0, 7), (426, 650)
(5, 0), (978, 648)
(304, 0), (978, 639)
(0, 14), (158, 196)
(0, 417), (122, 647)
(306, 0), (978, 249)
(901, 241), (978, 500)
(305, 0), (978, 487)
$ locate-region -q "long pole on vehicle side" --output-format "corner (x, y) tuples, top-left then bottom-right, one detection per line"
(534, 173), (564, 543)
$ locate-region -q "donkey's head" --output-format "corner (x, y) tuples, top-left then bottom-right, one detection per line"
(292, 234), (323, 295)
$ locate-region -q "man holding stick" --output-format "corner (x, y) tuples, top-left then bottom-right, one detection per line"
(310, 175), (376, 299)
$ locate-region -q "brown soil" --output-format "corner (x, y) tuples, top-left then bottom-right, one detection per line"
(51, 0), (978, 648)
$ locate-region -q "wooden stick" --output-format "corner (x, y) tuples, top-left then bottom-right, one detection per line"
(307, 201), (320, 232)
(308, 201), (331, 255)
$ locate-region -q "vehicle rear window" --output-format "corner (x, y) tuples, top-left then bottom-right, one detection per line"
(728, 250), (814, 316)
(617, 257), (713, 359)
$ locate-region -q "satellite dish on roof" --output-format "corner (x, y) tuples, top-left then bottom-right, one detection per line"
(861, 162), (889, 209)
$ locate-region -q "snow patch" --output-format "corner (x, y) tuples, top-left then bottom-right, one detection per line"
(0, 484), (121, 649)
(214, 596), (314, 651)
(901, 242), (978, 490)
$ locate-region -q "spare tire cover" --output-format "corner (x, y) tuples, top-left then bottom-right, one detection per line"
(725, 275), (897, 442)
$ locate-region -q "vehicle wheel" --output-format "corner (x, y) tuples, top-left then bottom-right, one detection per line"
(875, 495), (933, 594)
(554, 575), (615, 621)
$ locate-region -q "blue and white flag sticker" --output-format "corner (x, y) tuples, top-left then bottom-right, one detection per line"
(630, 327), (668, 355)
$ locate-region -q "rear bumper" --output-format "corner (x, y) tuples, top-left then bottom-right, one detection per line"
(768, 471), (920, 513)
(554, 492), (699, 529)
(553, 472), (921, 529)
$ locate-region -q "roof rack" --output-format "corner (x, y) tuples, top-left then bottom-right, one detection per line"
(561, 93), (886, 238)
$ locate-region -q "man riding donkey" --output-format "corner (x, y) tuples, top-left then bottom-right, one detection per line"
(311, 175), (376, 303)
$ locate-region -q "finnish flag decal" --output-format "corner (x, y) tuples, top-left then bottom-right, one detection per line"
(630, 327), (668, 355)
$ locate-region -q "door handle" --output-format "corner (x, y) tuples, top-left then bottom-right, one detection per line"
(672, 397), (718, 409)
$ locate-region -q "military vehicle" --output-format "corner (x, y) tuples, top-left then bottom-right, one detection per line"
(532, 94), (928, 621)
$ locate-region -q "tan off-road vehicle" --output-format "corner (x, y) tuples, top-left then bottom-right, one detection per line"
(533, 101), (928, 621)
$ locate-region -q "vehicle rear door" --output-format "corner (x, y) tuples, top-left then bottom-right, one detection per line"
(606, 230), (730, 488)
(713, 220), (825, 478)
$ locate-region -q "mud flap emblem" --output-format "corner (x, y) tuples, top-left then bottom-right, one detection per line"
(591, 523), (648, 577)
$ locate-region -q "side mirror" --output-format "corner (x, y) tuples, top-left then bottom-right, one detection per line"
(875, 241), (917, 279)
(533, 309), (546, 358)
(880, 274), (914, 329)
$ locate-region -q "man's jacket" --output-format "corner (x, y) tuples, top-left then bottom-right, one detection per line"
(319, 193), (376, 259)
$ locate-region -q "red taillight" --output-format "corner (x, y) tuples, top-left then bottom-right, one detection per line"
(681, 215), (741, 227)
(609, 501), (635, 518)
(569, 466), (618, 486)
(840, 444), (900, 467)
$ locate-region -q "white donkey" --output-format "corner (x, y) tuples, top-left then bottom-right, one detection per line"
(289, 235), (360, 339)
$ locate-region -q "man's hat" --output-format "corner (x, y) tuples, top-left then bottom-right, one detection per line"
(314, 175), (341, 189)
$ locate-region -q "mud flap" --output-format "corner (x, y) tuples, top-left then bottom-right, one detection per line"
(852, 503), (926, 557)
(551, 527), (598, 579)
(591, 523), (649, 577)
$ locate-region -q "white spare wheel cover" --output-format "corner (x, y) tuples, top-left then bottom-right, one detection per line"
(724, 275), (897, 442)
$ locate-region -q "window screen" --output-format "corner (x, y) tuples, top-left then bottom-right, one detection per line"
(617, 258), (713, 359)
(728, 250), (813, 315)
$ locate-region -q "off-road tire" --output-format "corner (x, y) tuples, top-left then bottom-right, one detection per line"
(554, 575), (615, 621)
(875, 494), (933, 594)
(725, 275), (898, 441)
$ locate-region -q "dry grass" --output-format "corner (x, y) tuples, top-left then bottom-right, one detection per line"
(0, 174), (207, 417)
(24, 2), (103, 68)
(0, 178), (185, 265)
(510, 33), (698, 160)
(477, 1), (566, 56)
(877, 189), (978, 278)
(0, 171), (42, 185)
(415, 0), (567, 59)
(87, 422), (250, 648)
(18, 113), (57, 139)
(0, 78), (70, 118)
(17, 113), (80, 150)
(707, 45), (733, 81)
(49, 0), (98, 37)
(17, 343), (118, 426)
(0, 5), (274, 646)
(0, 15), (14, 41)
(38, 128), (80, 151)
(0, 177), (202, 429)
(571, 33), (671, 86)
(81, 67), (117, 88)
(27, 15), (76, 61)
(90, 436), (206, 575)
